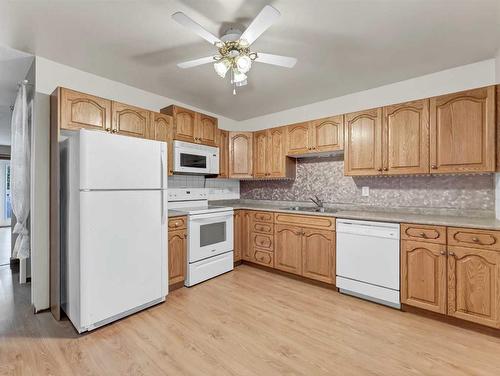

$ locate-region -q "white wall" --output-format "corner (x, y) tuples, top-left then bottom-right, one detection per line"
(236, 59), (497, 131)
(36, 57), (238, 130)
(0, 159), (10, 226)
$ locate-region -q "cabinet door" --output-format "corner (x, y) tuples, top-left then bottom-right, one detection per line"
(173, 107), (197, 143)
(310, 115), (344, 152)
(302, 228), (335, 284)
(168, 229), (186, 285)
(152, 112), (172, 143)
(401, 240), (447, 313)
(344, 108), (383, 176)
(274, 224), (302, 275)
(241, 211), (252, 261)
(430, 86), (495, 174)
(217, 129), (229, 178)
(196, 113), (218, 146)
(112, 102), (150, 138)
(383, 99), (429, 175)
(233, 211), (242, 262)
(268, 127), (291, 178)
(253, 130), (268, 178)
(286, 122), (311, 155)
(60, 88), (112, 132)
(229, 132), (253, 178)
(448, 246), (500, 328)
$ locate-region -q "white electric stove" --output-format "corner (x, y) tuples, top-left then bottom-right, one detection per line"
(168, 189), (234, 286)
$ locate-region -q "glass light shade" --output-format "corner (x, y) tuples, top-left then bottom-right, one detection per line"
(232, 69), (247, 83)
(235, 79), (248, 87)
(235, 55), (252, 73)
(214, 59), (230, 78)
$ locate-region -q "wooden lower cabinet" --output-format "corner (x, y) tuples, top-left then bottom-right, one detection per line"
(233, 211), (243, 262)
(448, 245), (500, 328)
(302, 228), (335, 284)
(168, 227), (187, 286)
(275, 224), (303, 275)
(401, 240), (447, 314)
(239, 211), (252, 261)
(251, 249), (274, 267)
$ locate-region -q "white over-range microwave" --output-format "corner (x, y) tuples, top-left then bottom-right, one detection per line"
(172, 140), (219, 175)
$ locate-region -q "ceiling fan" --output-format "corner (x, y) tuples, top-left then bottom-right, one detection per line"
(172, 5), (297, 95)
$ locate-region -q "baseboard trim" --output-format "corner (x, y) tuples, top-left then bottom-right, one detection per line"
(168, 281), (185, 292)
(241, 260), (337, 291)
(401, 304), (500, 337)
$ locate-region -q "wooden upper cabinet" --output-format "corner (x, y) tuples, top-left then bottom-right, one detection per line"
(229, 132), (253, 178)
(253, 130), (268, 178)
(401, 240), (447, 314)
(268, 127), (294, 178)
(310, 115), (344, 153)
(344, 108), (383, 176)
(217, 129), (229, 178)
(447, 245), (500, 328)
(301, 228), (335, 284)
(151, 112), (172, 142)
(382, 99), (430, 175)
(430, 86), (495, 174)
(112, 101), (150, 138)
(161, 105), (197, 143)
(287, 122), (311, 155)
(274, 224), (303, 275)
(60, 88), (111, 132)
(196, 113), (217, 146)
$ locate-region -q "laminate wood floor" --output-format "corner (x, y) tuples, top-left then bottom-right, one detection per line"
(1, 264), (500, 376)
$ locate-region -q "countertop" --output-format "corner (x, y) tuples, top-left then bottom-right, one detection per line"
(168, 210), (188, 218)
(211, 200), (500, 231)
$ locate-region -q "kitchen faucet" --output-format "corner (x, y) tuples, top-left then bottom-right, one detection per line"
(310, 195), (324, 209)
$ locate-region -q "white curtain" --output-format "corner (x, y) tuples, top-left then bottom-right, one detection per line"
(11, 82), (30, 259)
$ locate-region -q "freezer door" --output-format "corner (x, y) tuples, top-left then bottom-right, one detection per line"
(80, 190), (167, 328)
(80, 129), (166, 190)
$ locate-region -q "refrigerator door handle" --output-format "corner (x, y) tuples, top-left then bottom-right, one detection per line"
(160, 144), (167, 224)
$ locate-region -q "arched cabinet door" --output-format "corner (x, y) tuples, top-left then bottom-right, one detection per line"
(301, 228), (335, 284)
(168, 229), (187, 285)
(382, 99), (429, 175)
(286, 122), (311, 155)
(253, 130), (268, 178)
(274, 224), (302, 275)
(430, 86), (495, 174)
(229, 132), (253, 178)
(344, 108), (383, 176)
(112, 101), (150, 138)
(310, 115), (344, 153)
(401, 240), (447, 313)
(447, 246), (500, 328)
(196, 114), (217, 146)
(60, 88), (112, 132)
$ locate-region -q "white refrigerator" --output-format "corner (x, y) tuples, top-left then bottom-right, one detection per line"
(60, 129), (168, 333)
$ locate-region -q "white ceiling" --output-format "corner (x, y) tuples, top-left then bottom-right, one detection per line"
(0, 45), (34, 145)
(1, 0), (499, 121)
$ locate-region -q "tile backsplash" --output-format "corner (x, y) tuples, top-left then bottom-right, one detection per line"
(240, 156), (495, 215)
(168, 175), (240, 200)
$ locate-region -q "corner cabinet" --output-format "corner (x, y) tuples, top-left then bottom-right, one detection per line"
(229, 132), (253, 178)
(344, 108), (383, 176)
(161, 105), (218, 146)
(430, 86), (495, 174)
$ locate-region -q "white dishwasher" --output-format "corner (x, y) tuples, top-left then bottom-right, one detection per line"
(336, 219), (400, 308)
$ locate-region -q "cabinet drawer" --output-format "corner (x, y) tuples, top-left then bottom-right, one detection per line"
(251, 249), (274, 268)
(249, 211), (274, 223)
(274, 213), (335, 230)
(251, 221), (274, 234)
(251, 233), (274, 251)
(168, 216), (187, 230)
(448, 227), (500, 251)
(401, 223), (446, 244)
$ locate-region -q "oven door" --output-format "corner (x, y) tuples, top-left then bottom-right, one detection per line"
(174, 147), (210, 174)
(188, 211), (234, 263)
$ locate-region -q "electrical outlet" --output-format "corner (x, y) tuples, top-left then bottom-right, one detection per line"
(361, 186), (369, 197)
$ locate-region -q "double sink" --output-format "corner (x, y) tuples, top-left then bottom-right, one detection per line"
(286, 206), (338, 214)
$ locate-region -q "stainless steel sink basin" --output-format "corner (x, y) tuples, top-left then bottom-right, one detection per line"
(286, 206), (336, 214)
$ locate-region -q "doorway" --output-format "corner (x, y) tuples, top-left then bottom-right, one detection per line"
(0, 158), (12, 266)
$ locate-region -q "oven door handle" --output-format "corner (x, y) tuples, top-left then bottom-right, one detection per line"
(189, 212), (234, 222)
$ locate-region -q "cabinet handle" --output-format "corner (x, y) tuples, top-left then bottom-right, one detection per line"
(105, 128), (111, 133)
(440, 250), (446, 255)
(431, 165), (438, 169)
(472, 237), (480, 243)
(377, 168), (383, 172)
(449, 251), (455, 256)
(111, 129), (117, 134)
(383, 167), (388, 171)
(419, 232), (427, 238)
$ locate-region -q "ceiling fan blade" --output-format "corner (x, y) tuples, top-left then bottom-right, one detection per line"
(240, 5), (280, 45)
(171, 12), (221, 45)
(255, 53), (297, 68)
(177, 56), (215, 69)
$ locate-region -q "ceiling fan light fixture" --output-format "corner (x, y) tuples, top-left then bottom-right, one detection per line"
(235, 55), (252, 73)
(214, 58), (230, 78)
(232, 69), (247, 84)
